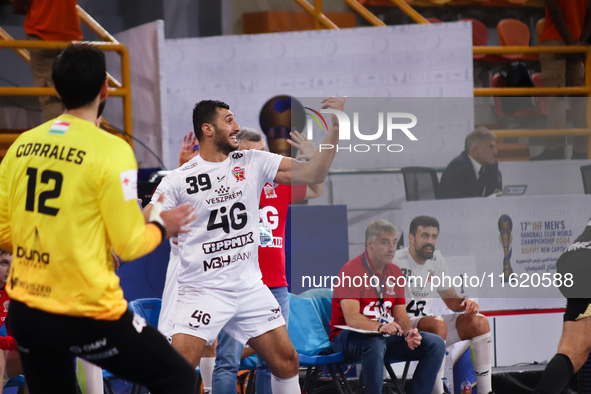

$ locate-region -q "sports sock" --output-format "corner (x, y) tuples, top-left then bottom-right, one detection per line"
(200, 357), (215, 394)
(432, 340), (447, 394)
(534, 353), (575, 394)
(471, 332), (493, 393)
(271, 374), (300, 394)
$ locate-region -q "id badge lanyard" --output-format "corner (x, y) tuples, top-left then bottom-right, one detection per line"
(361, 252), (388, 315)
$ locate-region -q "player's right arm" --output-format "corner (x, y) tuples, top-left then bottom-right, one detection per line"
(98, 145), (194, 261)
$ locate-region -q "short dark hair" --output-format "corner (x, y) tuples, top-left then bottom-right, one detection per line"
(192, 100), (230, 141)
(409, 216), (440, 236)
(52, 44), (106, 110)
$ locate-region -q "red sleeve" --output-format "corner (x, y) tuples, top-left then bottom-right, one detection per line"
(332, 268), (363, 301)
(0, 336), (17, 351)
(290, 184), (307, 204)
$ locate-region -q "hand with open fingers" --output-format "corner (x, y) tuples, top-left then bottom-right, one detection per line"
(179, 132), (199, 166)
(405, 328), (422, 350)
(379, 321), (402, 336)
(320, 96), (346, 112)
(160, 204), (196, 238)
(287, 130), (317, 161)
(152, 193), (196, 238)
(460, 297), (479, 316)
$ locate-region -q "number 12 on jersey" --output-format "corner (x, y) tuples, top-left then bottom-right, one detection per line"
(25, 167), (63, 216)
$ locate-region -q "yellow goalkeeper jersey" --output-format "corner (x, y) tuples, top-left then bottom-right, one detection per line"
(0, 115), (163, 320)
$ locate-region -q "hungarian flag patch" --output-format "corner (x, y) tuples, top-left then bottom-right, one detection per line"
(48, 120), (71, 136)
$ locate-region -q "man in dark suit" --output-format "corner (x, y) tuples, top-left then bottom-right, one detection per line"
(439, 127), (502, 199)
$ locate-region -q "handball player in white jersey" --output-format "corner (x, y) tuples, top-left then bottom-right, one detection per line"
(393, 216), (493, 394)
(145, 97), (345, 393)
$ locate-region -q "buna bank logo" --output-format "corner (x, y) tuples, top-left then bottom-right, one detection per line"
(304, 107), (418, 153)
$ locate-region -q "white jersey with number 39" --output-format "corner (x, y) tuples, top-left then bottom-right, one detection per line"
(151, 150), (282, 291)
(393, 247), (451, 318)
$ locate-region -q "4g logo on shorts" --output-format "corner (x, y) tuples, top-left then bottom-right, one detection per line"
(189, 309), (211, 328)
(305, 109), (418, 153)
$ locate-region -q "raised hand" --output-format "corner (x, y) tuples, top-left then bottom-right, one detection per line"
(287, 130), (317, 161)
(179, 132), (199, 166)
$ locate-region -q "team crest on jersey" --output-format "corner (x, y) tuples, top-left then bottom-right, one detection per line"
(3, 300), (8, 313)
(385, 285), (396, 295)
(263, 183), (277, 199)
(232, 166), (245, 181)
(426, 270), (434, 282)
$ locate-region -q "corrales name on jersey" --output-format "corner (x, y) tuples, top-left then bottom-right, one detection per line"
(16, 143), (86, 165)
(202, 232), (254, 254)
(203, 252), (251, 272)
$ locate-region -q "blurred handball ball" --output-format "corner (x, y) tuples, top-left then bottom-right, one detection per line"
(259, 95), (306, 157)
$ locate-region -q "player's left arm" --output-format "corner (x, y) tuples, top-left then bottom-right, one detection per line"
(274, 97), (345, 186)
(0, 159), (12, 253)
(305, 184), (324, 200)
(439, 287), (479, 315)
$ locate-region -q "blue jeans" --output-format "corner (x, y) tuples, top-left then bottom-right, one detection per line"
(332, 329), (445, 394)
(212, 286), (290, 394)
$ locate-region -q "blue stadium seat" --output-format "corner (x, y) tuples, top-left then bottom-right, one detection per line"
(289, 293), (354, 394)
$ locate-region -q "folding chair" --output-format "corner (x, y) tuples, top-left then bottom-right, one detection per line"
(401, 167), (439, 201)
(299, 289), (409, 394)
(288, 294), (354, 394)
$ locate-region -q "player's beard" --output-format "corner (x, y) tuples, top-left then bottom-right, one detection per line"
(213, 125), (238, 155)
(415, 244), (435, 260)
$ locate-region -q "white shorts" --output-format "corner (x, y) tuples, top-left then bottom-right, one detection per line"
(410, 313), (461, 345)
(158, 240), (180, 340)
(172, 281), (285, 345)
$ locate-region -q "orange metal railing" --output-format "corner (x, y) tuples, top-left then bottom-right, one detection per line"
(0, 5), (131, 148)
(473, 45), (591, 158)
(290, 0), (591, 157)
(0, 40), (132, 145)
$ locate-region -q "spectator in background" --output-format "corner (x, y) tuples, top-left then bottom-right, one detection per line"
(534, 0), (591, 160)
(12, 0), (82, 122)
(329, 220), (445, 394)
(439, 127), (502, 199)
(0, 250), (27, 394)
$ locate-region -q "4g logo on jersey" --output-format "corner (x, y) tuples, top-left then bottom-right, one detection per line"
(207, 202), (247, 234)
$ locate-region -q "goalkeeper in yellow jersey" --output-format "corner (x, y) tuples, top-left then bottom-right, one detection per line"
(0, 44), (197, 394)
